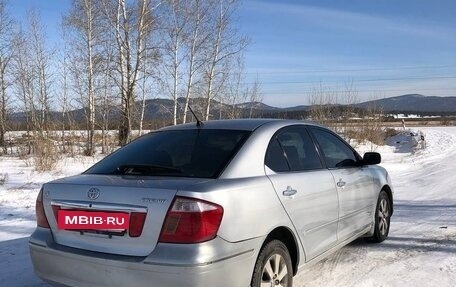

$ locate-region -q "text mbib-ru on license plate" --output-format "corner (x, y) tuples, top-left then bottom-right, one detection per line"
(57, 210), (129, 230)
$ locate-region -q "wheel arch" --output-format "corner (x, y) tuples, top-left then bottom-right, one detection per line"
(262, 226), (301, 276)
(381, 184), (394, 214)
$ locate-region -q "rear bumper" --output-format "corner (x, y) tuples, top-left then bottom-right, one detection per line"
(29, 228), (261, 287)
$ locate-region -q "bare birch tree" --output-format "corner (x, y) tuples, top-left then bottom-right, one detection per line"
(138, 47), (149, 136)
(13, 28), (35, 154)
(225, 54), (245, 119)
(28, 9), (53, 134)
(58, 28), (71, 154)
(309, 82), (338, 127)
(102, 0), (156, 145)
(181, 0), (210, 123)
(15, 10), (60, 170)
(359, 93), (385, 151)
(64, 0), (103, 155)
(247, 78), (262, 118)
(202, 0), (247, 121)
(339, 80), (358, 140)
(0, 0), (15, 154)
(160, 0), (188, 125)
(99, 39), (116, 153)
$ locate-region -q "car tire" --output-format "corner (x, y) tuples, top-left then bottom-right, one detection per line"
(251, 239), (293, 287)
(366, 190), (391, 243)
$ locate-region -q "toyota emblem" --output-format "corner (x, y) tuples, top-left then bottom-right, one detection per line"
(87, 188), (100, 200)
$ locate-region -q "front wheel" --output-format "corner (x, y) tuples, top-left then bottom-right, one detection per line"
(251, 240), (293, 287)
(366, 190), (391, 243)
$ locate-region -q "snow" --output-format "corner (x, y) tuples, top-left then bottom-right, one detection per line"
(388, 114), (441, 119)
(0, 156), (102, 286)
(1, 127), (455, 286)
(0, 156), (102, 241)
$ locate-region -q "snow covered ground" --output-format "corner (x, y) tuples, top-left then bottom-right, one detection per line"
(0, 156), (102, 286)
(0, 127), (455, 286)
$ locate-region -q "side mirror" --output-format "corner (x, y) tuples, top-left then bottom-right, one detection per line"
(363, 152), (381, 165)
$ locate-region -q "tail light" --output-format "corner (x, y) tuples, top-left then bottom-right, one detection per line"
(129, 212), (147, 237)
(36, 188), (50, 228)
(159, 197), (223, 244)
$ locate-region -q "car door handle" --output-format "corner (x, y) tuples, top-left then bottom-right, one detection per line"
(336, 179), (346, 188)
(283, 186), (297, 196)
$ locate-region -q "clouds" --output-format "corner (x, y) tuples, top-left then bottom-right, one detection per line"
(246, 0), (455, 40)
(240, 0), (456, 105)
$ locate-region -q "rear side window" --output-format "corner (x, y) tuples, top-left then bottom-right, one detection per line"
(85, 129), (251, 178)
(265, 126), (322, 172)
(265, 139), (290, 172)
(310, 128), (359, 168)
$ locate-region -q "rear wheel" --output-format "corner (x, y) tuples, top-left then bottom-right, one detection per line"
(251, 240), (293, 287)
(366, 190), (391, 243)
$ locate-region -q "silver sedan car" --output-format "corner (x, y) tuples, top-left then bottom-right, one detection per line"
(29, 119), (393, 287)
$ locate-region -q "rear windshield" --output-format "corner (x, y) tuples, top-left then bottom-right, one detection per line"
(85, 129), (251, 178)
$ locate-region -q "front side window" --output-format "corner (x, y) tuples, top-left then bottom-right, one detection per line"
(85, 129), (251, 178)
(265, 126), (322, 172)
(310, 128), (359, 168)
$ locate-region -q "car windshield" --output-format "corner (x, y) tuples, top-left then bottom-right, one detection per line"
(84, 129), (251, 178)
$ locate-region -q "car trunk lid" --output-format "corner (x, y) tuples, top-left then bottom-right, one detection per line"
(42, 174), (210, 257)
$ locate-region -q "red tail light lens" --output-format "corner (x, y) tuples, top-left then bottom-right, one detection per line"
(159, 197), (223, 244)
(52, 205), (60, 222)
(36, 188), (50, 228)
(129, 212), (147, 237)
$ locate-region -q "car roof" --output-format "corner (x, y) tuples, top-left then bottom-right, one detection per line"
(158, 119), (321, 132)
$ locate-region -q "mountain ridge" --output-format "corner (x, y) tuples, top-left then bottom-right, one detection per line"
(8, 94), (456, 126)
(355, 94), (456, 113)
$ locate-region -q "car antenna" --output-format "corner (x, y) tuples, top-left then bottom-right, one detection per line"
(187, 104), (203, 128)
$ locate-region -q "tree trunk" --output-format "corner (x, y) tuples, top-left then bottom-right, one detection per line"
(0, 73), (7, 154)
(182, 22), (199, 124)
(86, 0), (96, 156)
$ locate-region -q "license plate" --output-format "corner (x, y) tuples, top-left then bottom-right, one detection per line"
(57, 210), (129, 230)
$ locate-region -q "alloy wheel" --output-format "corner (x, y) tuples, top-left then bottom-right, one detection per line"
(261, 254), (289, 287)
(378, 197), (390, 236)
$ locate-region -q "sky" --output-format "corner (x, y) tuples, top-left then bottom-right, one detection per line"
(6, 0), (456, 107)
